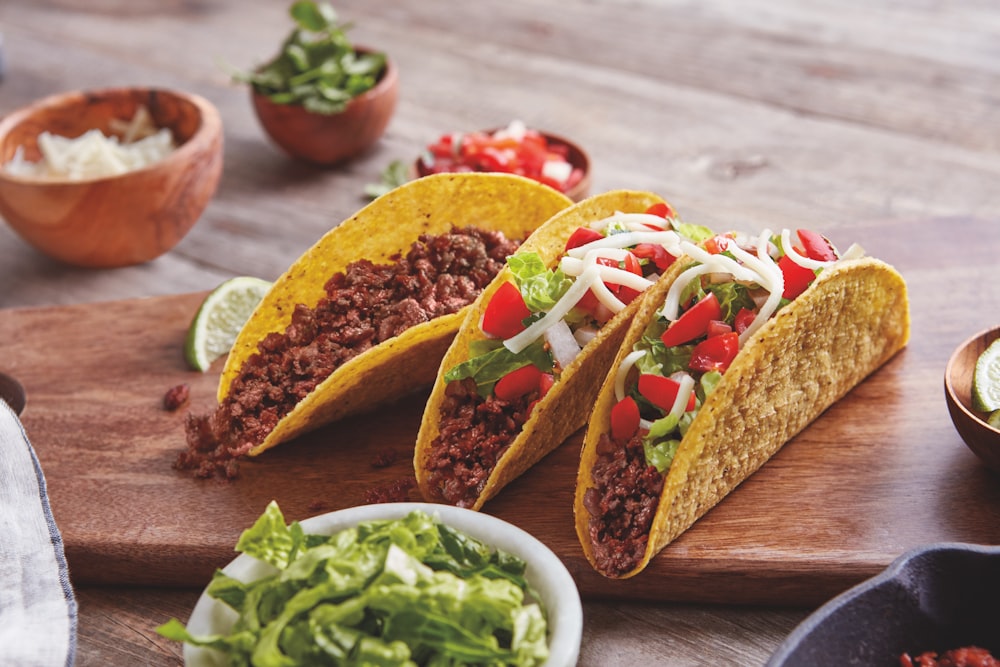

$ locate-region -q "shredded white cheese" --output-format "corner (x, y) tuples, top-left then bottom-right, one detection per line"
(615, 350), (648, 401)
(3, 106), (176, 181)
(502, 212), (684, 355)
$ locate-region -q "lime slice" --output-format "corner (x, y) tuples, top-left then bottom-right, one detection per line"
(972, 338), (1000, 412)
(988, 410), (1000, 430)
(184, 276), (273, 372)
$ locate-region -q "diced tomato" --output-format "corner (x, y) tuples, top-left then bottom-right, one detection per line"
(610, 396), (641, 442)
(689, 332), (740, 373)
(616, 252), (644, 304)
(571, 287), (611, 323)
(633, 243), (676, 271)
(623, 252), (642, 276)
(661, 292), (722, 347)
(703, 234), (734, 255)
(797, 229), (837, 262)
(565, 226), (604, 250)
(494, 364), (543, 401)
(481, 282), (531, 338)
(645, 202), (675, 219)
(778, 254), (816, 300)
(538, 372), (555, 398)
(706, 320), (733, 337)
(638, 374), (696, 412)
(422, 125), (578, 193)
(734, 307), (757, 335)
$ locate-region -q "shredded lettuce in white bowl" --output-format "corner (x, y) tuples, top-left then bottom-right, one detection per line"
(159, 502), (582, 667)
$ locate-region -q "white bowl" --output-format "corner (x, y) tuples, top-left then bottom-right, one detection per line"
(184, 502), (582, 667)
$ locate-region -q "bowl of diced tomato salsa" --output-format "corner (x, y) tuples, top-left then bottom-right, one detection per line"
(415, 120), (591, 201)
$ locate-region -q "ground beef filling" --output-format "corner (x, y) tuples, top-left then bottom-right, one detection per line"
(423, 377), (534, 508)
(178, 227), (521, 479)
(583, 432), (664, 577)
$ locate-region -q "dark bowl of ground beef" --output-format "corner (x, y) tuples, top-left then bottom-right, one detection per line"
(766, 543), (1000, 667)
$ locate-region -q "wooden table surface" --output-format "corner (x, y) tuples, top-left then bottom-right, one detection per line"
(2, 1), (999, 665)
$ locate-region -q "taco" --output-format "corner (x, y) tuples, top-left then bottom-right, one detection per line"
(177, 172), (572, 479)
(413, 191), (714, 510)
(575, 228), (910, 578)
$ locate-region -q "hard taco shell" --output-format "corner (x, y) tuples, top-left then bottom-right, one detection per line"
(575, 255), (910, 578)
(219, 172), (572, 456)
(414, 189), (670, 511)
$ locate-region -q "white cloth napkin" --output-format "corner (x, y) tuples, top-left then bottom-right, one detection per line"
(0, 400), (77, 666)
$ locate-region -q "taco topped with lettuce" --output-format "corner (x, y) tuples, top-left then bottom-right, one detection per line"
(414, 191), (714, 510)
(177, 173), (571, 479)
(575, 227), (910, 578)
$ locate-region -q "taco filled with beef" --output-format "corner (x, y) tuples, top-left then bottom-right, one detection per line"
(414, 191), (714, 510)
(575, 228), (910, 578)
(178, 172), (572, 479)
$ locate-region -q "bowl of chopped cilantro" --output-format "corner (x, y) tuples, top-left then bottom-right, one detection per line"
(159, 501), (582, 667)
(237, 1), (398, 166)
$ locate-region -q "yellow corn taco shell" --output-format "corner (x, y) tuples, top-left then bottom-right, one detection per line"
(217, 172), (572, 457)
(414, 189), (669, 511)
(574, 254), (910, 577)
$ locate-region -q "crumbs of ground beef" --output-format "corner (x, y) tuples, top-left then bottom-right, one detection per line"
(364, 477), (416, 504)
(162, 384), (189, 411)
(583, 431), (664, 577)
(421, 377), (535, 508)
(371, 449), (398, 468)
(176, 227), (521, 480)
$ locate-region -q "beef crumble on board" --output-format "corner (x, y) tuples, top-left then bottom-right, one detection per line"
(178, 226), (521, 480)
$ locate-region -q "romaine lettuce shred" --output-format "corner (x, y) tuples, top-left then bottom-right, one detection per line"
(157, 503), (550, 666)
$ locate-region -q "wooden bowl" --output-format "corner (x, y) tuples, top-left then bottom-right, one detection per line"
(944, 326), (1000, 473)
(251, 48), (398, 166)
(414, 129), (591, 202)
(0, 87), (223, 268)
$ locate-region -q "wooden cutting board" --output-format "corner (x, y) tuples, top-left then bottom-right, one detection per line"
(3, 217), (999, 606)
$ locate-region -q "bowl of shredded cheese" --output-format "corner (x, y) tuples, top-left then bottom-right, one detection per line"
(0, 87), (223, 268)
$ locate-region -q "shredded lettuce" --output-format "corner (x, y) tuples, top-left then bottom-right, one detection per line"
(158, 502), (549, 666)
(507, 251), (572, 312)
(673, 221), (714, 243)
(443, 338), (553, 398)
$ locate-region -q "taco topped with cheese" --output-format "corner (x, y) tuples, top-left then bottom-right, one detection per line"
(575, 228), (910, 578)
(177, 173), (572, 479)
(414, 191), (714, 510)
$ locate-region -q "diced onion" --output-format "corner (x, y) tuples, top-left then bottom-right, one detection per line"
(544, 318), (583, 370)
(542, 159), (572, 184)
(573, 326), (599, 347)
(504, 264), (603, 353)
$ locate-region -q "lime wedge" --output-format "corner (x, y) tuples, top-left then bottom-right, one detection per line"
(972, 338), (1000, 412)
(184, 276), (273, 372)
(988, 410), (1000, 430)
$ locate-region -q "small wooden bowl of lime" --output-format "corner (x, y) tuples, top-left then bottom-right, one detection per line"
(945, 326), (1000, 473)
